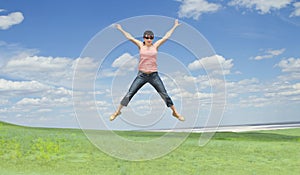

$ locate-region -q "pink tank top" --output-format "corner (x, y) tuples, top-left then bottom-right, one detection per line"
(138, 46), (158, 73)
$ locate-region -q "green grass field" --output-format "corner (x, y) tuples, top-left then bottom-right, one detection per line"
(0, 121), (299, 175)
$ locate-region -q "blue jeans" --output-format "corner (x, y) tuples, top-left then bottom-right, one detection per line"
(121, 71), (174, 107)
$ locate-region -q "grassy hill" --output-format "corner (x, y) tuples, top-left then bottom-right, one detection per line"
(0, 121), (300, 175)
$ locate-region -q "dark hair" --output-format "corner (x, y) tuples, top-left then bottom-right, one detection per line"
(143, 30), (154, 37)
(143, 30), (154, 45)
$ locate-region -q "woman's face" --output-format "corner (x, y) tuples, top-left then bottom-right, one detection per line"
(143, 35), (154, 46)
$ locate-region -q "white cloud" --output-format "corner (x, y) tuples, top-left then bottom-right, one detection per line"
(239, 96), (272, 107)
(177, 0), (221, 20)
(0, 42), (109, 126)
(290, 2), (300, 17)
(46, 87), (72, 98)
(0, 42), (98, 88)
(188, 54), (233, 75)
(0, 77), (74, 120)
(16, 97), (70, 107)
(226, 77), (300, 108)
(0, 78), (73, 104)
(267, 48), (286, 56)
(227, 78), (261, 94)
(264, 82), (300, 102)
(99, 53), (138, 77)
(16, 97), (50, 106)
(112, 53), (138, 71)
(1, 54), (73, 87)
(12, 95), (73, 121)
(0, 11), (24, 30)
(228, 0), (292, 14)
(252, 48), (285, 60)
(226, 78), (262, 108)
(1, 50), (97, 88)
(276, 57), (300, 81)
(0, 79), (49, 95)
(225, 72), (300, 109)
(0, 45), (97, 126)
(5, 55), (72, 71)
(237, 77), (259, 85)
(0, 99), (9, 105)
(0, 41), (40, 69)
(169, 87), (212, 101)
(277, 57), (300, 73)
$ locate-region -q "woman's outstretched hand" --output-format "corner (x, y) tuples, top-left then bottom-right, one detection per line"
(115, 24), (122, 30)
(174, 19), (181, 28)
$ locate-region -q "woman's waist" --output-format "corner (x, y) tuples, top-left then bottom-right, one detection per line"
(138, 70), (158, 75)
(138, 62), (157, 73)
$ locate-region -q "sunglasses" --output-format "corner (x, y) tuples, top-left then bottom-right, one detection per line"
(144, 35), (154, 40)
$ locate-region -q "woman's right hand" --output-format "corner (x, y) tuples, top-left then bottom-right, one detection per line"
(115, 24), (122, 30)
(174, 19), (181, 28)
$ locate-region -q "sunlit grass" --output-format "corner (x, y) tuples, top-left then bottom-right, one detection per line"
(0, 121), (299, 175)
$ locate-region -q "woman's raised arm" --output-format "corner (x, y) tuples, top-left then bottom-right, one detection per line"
(154, 19), (181, 49)
(115, 24), (143, 48)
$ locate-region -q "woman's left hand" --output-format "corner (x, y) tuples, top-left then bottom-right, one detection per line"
(174, 19), (181, 27)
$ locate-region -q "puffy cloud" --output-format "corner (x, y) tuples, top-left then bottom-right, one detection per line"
(228, 0), (292, 14)
(276, 57), (300, 81)
(99, 53), (138, 77)
(0, 11), (24, 30)
(177, 0), (295, 19)
(252, 48), (285, 60)
(0, 41), (39, 67)
(5, 55), (72, 71)
(15, 96), (70, 107)
(0, 77), (75, 125)
(188, 54), (233, 75)
(264, 82), (300, 102)
(0, 46), (100, 124)
(1, 51), (97, 88)
(16, 97), (50, 106)
(0, 79), (50, 96)
(290, 2), (300, 17)
(226, 75), (300, 109)
(112, 53), (138, 71)
(239, 96), (272, 108)
(177, 0), (221, 20)
(277, 57), (300, 73)
(0, 78), (73, 104)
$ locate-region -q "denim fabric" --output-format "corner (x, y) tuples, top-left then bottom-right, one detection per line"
(120, 71), (174, 107)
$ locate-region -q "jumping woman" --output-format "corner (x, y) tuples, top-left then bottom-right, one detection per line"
(110, 19), (184, 122)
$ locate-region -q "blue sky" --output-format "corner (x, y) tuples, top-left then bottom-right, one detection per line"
(0, 0), (300, 129)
